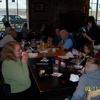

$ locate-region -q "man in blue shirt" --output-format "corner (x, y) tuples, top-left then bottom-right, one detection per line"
(71, 57), (100, 100)
(59, 29), (74, 50)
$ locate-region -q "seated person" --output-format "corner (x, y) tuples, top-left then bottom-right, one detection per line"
(3, 21), (12, 35)
(71, 56), (100, 100)
(21, 23), (29, 40)
(0, 28), (17, 48)
(59, 28), (74, 51)
(1, 41), (35, 100)
(46, 36), (53, 48)
(80, 42), (94, 58)
(85, 16), (100, 45)
(53, 28), (61, 46)
(75, 27), (93, 51)
(74, 42), (94, 66)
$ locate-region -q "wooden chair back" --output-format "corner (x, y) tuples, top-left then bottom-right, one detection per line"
(87, 89), (100, 100)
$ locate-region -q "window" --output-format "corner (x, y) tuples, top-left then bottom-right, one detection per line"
(89, 0), (100, 25)
(0, 0), (28, 32)
(12, 0), (15, 2)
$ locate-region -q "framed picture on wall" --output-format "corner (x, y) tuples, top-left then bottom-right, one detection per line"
(33, 2), (45, 12)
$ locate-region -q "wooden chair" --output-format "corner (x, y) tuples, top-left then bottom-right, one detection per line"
(87, 89), (100, 100)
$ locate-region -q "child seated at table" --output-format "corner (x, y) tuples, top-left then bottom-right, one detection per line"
(82, 42), (94, 57)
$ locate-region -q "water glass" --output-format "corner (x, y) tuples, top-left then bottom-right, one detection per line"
(53, 64), (59, 73)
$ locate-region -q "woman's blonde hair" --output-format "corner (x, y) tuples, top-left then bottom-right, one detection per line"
(1, 41), (20, 61)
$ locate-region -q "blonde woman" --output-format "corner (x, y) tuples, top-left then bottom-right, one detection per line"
(1, 41), (35, 100)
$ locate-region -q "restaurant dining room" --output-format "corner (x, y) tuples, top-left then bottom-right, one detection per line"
(0, 0), (100, 100)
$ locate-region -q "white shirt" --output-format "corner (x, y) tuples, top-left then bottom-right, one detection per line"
(0, 34), (15, 47)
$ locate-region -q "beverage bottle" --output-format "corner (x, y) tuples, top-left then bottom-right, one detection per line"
(53, 57), (60, 73)
(21, 40), (25, 50)
(60, 59), (66, 68)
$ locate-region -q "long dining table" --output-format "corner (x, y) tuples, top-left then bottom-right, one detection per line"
(28, 51), (80, 99)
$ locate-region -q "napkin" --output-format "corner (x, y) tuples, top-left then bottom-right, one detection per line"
(94, 45), (100, 50)
(51, 72), (62, 77)
(74, 65), (83, 69)
(28, 53), (38, 58)
(65, 52), (74, 58)
(40, 57), (48, 62)
(69, 74), (79, 82)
